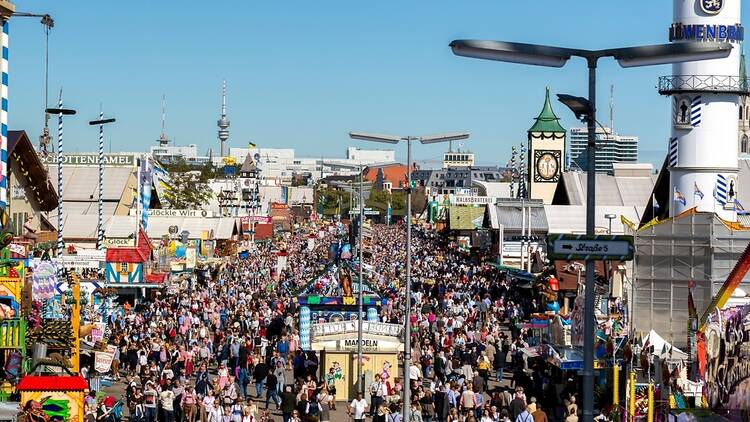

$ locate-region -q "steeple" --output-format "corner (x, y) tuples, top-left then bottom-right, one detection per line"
(217, 80), (231, 157)
(740, 47), (747, 92)
(528, 87), (566, 133)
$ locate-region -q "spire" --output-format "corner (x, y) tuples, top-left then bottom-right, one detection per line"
(528, 87), (566, 133)
(217, 79), (230, 156)
(740, 46), (747, 92)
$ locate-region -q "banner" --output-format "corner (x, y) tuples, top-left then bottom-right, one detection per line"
(94, 345), (118, 373)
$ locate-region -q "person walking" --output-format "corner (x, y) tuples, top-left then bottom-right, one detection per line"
(349, 392), (368, 422)
(280, 386), (297, 422)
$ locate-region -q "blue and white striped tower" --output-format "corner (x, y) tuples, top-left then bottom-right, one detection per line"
(0, 17), (9, 215)
(97, 110), (104, 250)
(56, 90), (63, 258)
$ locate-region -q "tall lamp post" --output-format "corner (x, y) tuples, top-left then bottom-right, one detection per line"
(350, 131), (469, 421)
(46, 93), (76, 262)
(89, 113), (116, 250)
(450, 39), (731, 422)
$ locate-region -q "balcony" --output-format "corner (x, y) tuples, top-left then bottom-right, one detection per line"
(658, 75), (749, 95)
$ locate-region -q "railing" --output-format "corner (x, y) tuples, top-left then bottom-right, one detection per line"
(658, 75), (749, 95)
(0, 318), (25, 349)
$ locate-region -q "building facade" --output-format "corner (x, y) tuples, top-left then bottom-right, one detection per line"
(412, 166), (504, 196)
(569, 127), (638, 175)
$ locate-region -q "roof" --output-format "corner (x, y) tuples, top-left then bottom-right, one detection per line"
(528, 87), (566, 134)
(8, 130), (58, 211)
(106, 215), (238, 240)
(48, 165), (134, 201)
(364, 163), (409, 186)
(17, 375), (89, 391)
(448, 205), (485, 230)
(473, 180), (513, 198)
(545, 205), (642, 234)
(488, 199), (548, 232)
(48, 213), (117, 240)
(240, 154), (258, 173)
(553, 170), (658, 208)
(105, 228), (152, 263)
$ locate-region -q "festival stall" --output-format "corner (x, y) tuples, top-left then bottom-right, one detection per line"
(17, 376), (87, 422)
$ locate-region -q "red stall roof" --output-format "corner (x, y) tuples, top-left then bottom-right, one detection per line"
(106, 228), (152, 263)
(18, 375), (89, 391)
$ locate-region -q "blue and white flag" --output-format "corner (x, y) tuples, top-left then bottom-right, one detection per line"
(674, 188), (687, 206)
(140, 158), (152, 230)
(694, 182), (704, 200)
(652, 193), (660, 213)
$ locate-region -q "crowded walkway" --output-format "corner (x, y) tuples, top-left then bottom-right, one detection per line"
(97, 221), (577, 422)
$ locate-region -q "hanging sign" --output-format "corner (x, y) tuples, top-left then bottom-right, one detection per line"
(94, 345), (118, 373)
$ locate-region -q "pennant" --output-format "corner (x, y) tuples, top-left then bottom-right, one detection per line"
(693, 182), (704, 200)
(620, 215), (636, 232)
(673, 188), (687, 206)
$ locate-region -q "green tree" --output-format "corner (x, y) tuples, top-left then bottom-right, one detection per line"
(160, 157), (214, 209)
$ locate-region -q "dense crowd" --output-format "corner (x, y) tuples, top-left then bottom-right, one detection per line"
(92, 221), (580, 422)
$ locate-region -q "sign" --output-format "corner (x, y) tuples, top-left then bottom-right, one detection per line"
(59, 256), (102, 269)
(131, 209), (211, 218)
(311, 321), (403, 338)
(42, 153), (137, 167)
(31, 261), (58, 301)
(271, 202), (288, 210)
(185, 247), (196, 269)
(10, 184), (24, 200)
(89, 323), (106, 342)
(168, 225), (179, 235)
(103, 237), (136, 248)
(547, 234), (634, 261)
(699, 0), (723, 15)
(9, 243), (26, 258)
(451, 195), (497, 205)
(669, 22), (744, 43)
(94, 345), (118, 373)
(348, 208), (380, 216)
(343, 339), (380, 351)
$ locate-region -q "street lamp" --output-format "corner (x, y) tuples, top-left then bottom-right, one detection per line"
(450, 39), (731, 422)
(349, 131), (469, 420)
(46, 92), (76, 262)
(604, 214), (617, 235)
(89, 113), (116, 250)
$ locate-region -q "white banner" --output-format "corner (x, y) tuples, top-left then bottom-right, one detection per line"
(94, 345), (117, 373)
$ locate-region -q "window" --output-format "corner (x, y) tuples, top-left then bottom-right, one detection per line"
(120, 263), (129, 274)
(741, 106), (744, 120)
(742, 135), (748, 153)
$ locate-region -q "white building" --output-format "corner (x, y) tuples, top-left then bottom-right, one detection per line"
(227, 147), (395, 183)
(442, 151), (475, 169)
(568, 127), (638, 175)
(150, 144), (213, 166)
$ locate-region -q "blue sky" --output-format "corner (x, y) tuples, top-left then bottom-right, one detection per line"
(8, 1), (745, 167)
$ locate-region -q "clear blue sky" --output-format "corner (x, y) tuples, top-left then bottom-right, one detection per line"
(9, 1), (747, 167)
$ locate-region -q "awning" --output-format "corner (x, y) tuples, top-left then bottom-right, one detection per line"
(488, 262), (535, 281)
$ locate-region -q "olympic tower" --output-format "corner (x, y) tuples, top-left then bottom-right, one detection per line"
(663, 0), (744, 221)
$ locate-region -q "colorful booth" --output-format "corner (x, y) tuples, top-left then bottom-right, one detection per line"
(17, 375), (87, 422)
(105, 228), (151, 285)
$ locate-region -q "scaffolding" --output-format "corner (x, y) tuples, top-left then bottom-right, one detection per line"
(633, 212), (750, 347)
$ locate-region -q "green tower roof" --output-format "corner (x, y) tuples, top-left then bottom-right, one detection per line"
(528, 87), (566, 133)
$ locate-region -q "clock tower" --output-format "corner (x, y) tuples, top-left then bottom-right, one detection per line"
(527, 87), (566, 204)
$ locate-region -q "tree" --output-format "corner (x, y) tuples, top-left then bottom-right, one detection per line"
(160, 157), (214, 209)
(163, 171), (214, 209)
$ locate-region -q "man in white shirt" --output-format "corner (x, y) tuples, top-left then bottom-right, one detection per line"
(349, 392), (368, 422)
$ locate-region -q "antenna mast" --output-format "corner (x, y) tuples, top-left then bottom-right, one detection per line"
(157, 95), (170, 147)
(610, 84), (614, 135)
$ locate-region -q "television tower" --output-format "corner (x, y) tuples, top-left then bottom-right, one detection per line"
(156, 95), (170, 147)
(217, 80), (230, 157)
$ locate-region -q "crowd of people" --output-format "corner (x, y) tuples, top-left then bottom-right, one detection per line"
(93, 220), (581, 422)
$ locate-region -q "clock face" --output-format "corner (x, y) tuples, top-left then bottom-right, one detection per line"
(536, 152), (559, 180)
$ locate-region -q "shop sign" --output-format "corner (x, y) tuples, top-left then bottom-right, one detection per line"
(43, 153), (136, 166)
(342, 339), (380, 350)
(311, 321), (403, 338)
(133, 209), (212, 218)
(669, 22), (744, 43)
(103, 237), (135, 248)
(9, 243), (26, 258)
(451, 195), (496, 205)
(59, 256), (102, 269)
